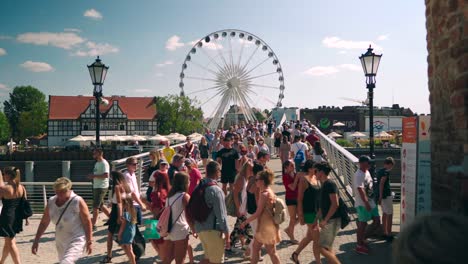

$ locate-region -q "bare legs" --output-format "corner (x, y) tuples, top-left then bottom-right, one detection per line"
(162, 238), (188, 264)
(285, 205), (298, 242)
(0, 237), (21, 264)
(320, 247), (341, 264)
(356, 221), (367, 246)
(121, 244), (136, 264)
(293, 224), (321, 263)
(251, 239), (280, 264)
(92, 205), (110, 227)
(382, 213), (393, 237)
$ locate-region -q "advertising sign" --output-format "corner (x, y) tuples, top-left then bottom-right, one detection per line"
(416, 116), (431, 213)
(401, 117), (417, 228)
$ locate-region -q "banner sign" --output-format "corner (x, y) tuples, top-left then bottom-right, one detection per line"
(401, 117), (417, 228)
(416, 116), (431, 213)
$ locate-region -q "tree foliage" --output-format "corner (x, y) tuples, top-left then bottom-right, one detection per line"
(0, 111), (10, 142)
(154, 95), (204, 135)
(3, 86), (48, 139)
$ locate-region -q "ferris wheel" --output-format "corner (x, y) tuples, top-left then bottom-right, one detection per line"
(179, 29), (285, 131)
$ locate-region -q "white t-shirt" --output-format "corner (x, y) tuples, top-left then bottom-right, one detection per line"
(291, 142), (308, 163)
(93, 159), (110, 189)
(124, 171), (140, 206)
(353, 169), (376, 208)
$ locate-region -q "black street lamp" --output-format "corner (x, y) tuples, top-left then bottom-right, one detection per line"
(359, 45), (382, 176)
(87, 56), (109, 147)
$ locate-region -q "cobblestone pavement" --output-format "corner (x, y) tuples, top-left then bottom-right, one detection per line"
(0, 158), (399, 263)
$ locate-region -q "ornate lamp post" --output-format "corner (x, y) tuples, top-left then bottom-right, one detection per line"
(359, 45), (382, 176)
(87, 56), (109, 147)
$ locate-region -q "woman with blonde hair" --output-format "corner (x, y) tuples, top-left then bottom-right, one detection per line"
(0, 167), (26, 264)
(241, 169), (281, 264)
(146, 149), (162, 203)
(199, 137), (209, 170)
(32, 177), (93, 263)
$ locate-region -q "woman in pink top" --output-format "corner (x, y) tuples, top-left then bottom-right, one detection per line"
(185, 159), (202, 195)
(282, 160), (300, 244)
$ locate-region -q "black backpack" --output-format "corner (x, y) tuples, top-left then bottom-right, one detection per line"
(132, 226), (146, 260)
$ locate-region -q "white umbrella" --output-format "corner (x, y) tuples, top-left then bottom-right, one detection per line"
(69, 135), (89, 142)
(165, 133), (187, 142)
(129, 135), (148, 141)
(333, 122), (346, 127)
(148, 134), (169, 142)
(327, 132), (343, 138)
(110, 135), (126, 142)
(188, 133), (203, 141)
(375, 131), (393, 139)
(349, 131), (367, 138)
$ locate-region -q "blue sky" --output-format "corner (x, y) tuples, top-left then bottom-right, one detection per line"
(0, 0), (429, 115)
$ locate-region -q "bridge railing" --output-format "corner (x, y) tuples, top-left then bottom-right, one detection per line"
(314, 126), (359, 206)
(18, 140), (200, 213)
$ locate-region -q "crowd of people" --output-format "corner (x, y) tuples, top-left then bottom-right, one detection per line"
(2, 119), (465, 264)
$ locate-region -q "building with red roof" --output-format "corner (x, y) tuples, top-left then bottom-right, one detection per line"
(48, 95), (157, 146)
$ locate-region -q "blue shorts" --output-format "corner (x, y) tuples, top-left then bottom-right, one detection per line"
(356, 206), (380, 222)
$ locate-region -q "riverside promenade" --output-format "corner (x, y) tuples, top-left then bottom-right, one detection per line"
(0, 157), (399, 263)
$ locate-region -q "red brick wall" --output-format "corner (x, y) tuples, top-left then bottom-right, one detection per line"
(425, 0), (467, 213)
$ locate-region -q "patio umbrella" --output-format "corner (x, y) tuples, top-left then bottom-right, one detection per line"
(110, 135), (126, 142)
(375, 131), (393, 139)
(349, 131), (367, 138)
(188, 133), (203, 141)
(327, 132), (343, 138)
(333, 122), (346, 127)
(148, 134), (169, 142)
(69, 135), (89, 142)
(130, 135), (148, 141)
(165, 133), (187, 142)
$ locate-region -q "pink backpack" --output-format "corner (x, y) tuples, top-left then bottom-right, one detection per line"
(156, 193), (185, 237)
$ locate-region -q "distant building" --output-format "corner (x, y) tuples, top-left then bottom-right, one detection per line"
(301, 104), (414, 133)
(271, 107), (300, 125)
(48, 95), (157, 147)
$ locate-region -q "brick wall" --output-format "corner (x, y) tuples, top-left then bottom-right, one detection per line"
(425, 0), (467, 213)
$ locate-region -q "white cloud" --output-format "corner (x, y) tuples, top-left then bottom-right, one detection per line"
(84, 9), (103, 20)
(155, 73), (164, 77)
(166, 35), (185, 51)
(322, 36), (382, 51)
(73, 41), (119, 57)
(377, 34), (389, 41)
(135, 89), (153, 93)
(0, 48), (6, 56)
(20, 61), (54, 72)
(64, 28), (81, 33)
(339, 64), (361, 71)
(156, 60), (174, 67)
(303, 66), (339, 76)
(0, 35), (13, 40)
(17, 32), (85, 49)
(0, 83), (8, 90)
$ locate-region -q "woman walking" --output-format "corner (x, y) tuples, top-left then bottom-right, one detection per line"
(0, 167), (25, 264)
(282, 160), (300, 243)
(101, 171), (131, 263)
(273, 128), (282, 157)
(279, 136), (291, 164)
(145, 150), (162, 203)
(199, 137), (210, 170)
(32, 177), (93, 263)
(162, 172), (191, 264)
(118, 197), (137, 264)
(291, 160), (321, 264)
(312, 141), (327, 163)
(241, 169), (281, 264)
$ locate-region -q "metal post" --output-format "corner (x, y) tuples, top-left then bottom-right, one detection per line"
(95, 93), (101, 147)
(368, 83), (375, 177)
(42, 184), (47, 209)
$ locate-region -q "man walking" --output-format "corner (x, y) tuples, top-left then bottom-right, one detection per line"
(123, 157), (147, 225)
(377, 157), (395, 242)
(353, 156), (380, 255)
(316, 163), (341, 264)
(168, 154), (185, 183)
(194, 161), (230, 264)
(216, 135), (239, 195)
(290, 135), (309, 172)
(88, 149), (110, 229)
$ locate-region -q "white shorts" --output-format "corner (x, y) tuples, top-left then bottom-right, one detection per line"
(381, 197), (393, 214)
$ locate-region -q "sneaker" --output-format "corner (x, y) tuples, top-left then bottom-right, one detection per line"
(355, 245), (369, 255)
(384, 235), (394, 243)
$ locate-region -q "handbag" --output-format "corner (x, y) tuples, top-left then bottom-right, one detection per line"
(143, 219), (160, 240)
(20, 186), (33, 219)
(156, 193), (185, 237)
(338, 198), (351, 229)
(132, 226), (146, 261)
(225, 191), (236, 217)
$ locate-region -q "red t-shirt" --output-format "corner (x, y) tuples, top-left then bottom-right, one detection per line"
(188, 168), (202, 195)
(306, 134), (319, 146)
(282, 173), (298, 201)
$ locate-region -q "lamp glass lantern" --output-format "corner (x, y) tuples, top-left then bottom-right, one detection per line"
(359, 45), (382, 77)
(87, 56), (109, 87)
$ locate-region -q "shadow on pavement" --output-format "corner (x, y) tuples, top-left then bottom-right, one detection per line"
(337, 240), (393, 264)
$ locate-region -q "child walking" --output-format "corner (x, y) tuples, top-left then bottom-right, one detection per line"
(119, 197), (137, 264)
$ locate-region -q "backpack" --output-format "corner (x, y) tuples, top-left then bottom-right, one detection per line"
(267, 195), (286, 225)
(338, 198), (351, 229)
(294, 144), (305, 164)
(132, 226), (146, 260)
(156, 193), (185, 237)
(186, 181), (218, 223)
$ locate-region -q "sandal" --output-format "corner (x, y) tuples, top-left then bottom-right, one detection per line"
(290, 252), (300, 264)
(100, 256), (112, 263)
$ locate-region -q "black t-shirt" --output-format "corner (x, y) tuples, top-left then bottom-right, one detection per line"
(320, 180), (340, 219)
(217, 147), (239, 177)
(282, 130), (291, 141)
(168, 165), (177, 183)
(376, 168), (391, 198)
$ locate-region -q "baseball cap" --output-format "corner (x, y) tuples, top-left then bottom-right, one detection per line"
(159, 159), (169, 165)
(358, 155), (372, 163)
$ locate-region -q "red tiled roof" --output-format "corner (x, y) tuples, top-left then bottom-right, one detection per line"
(49, 95), (156, 120)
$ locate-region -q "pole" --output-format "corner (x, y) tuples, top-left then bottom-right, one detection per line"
(95, 92), (101, 147)
(368, 83), (375, 177)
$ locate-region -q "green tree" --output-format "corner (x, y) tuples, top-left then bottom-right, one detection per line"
(0, 111), (10, 142)
(254, 111), (266, 122)
(3, 86), (48, 139)
(154, 95), (204, 135)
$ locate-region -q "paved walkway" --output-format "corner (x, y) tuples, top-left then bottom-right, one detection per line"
(0, 158), (399, 263)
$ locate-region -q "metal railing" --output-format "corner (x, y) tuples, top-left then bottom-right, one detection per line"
(18, 140), (200, 214)
(313, 126), (359, 204)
